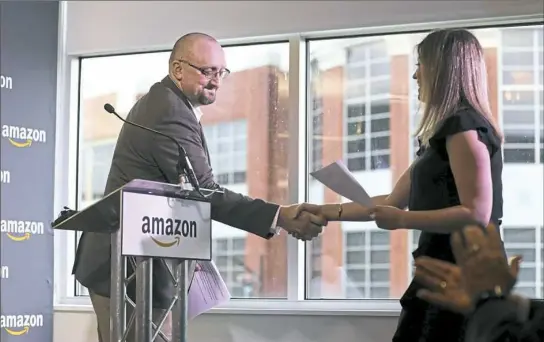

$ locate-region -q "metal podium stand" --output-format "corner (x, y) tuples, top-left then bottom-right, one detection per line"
(53, 178), (216, 342)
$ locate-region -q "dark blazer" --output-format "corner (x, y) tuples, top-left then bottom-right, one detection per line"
(72, 76), (279, 308)
(466, 298), (544, 342)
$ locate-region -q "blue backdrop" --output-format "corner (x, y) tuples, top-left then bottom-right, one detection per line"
(1, 2), (58, 341)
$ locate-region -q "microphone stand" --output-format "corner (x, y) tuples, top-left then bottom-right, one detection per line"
(170, 171), (194, 342)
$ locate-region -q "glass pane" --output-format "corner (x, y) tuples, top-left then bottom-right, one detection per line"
(503, 149), (535, 163)
(502, 51), (533, 66)
(505, 248), (536, 262)
(503, 90), (534, 106)
(307, 25), (544, 300)
(503, 228), (535, 243)
(502, 70), (534, 85)
(502, 28), (535, 47)
(77, 43), (290, 299)
(504, 131), (535, 144)
(503, 110), (535, 125)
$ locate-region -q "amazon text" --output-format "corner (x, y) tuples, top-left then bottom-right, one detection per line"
(141, 216), (197, 238)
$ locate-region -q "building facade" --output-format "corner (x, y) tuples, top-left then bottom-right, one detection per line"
(77, 26), (543, 299)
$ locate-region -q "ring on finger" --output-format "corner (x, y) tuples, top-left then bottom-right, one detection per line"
(439, 281), (447, 289)
(467, 244), (481, 255)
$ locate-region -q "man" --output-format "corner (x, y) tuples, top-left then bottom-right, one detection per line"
(414, 223), (544, 341)
(72, 32), (325, 342)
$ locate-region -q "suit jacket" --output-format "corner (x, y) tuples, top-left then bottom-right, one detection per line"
(466, 297), (544, 342)
(72, 76), (279, 308)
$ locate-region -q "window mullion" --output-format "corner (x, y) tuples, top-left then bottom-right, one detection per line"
(286, 35), (306, 301)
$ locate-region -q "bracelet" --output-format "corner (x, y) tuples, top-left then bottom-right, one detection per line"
(474, 285), (506, 309)
(338, 203), (343, 219)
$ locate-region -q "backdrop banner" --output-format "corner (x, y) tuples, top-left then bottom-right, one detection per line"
(0, 2), (58, 341)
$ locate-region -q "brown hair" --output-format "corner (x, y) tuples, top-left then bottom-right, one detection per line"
(414, 29), (502, 145)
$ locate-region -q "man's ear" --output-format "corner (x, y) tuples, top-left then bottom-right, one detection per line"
(171, 60), (183, 80)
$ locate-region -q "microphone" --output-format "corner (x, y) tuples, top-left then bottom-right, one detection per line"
(103, 103), (203, 195)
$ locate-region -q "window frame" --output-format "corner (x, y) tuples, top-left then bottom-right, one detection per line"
(54, 15), (544, 315)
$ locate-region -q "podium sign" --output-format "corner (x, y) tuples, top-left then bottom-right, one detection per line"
(53, 179), (219, 342)
(121, 191), (212, 260)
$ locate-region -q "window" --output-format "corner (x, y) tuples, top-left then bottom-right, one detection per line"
(213, 237), (253, 298)
(60, 22), (544, 308)
(344, 230), (390, 298)
(203, 120), (248, 185)
(502, 226), (543, 297)
(307, 25), (544, 300)
(79, 141), (116, 206)
(310, 59), (324, 172)
(343, 40), (391, 172)
(73, 43), (291, 299)
(501, 27), (544, 164)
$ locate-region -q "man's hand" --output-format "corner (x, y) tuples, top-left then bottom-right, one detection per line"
(452, 224), (520, 298)
(414, 223), (522, 314)
(278, 204), (326, 241)
(414, 257), (475, 314)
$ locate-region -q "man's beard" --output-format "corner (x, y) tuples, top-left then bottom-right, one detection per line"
(198, 93), (215, 105)
(197, 87), (217, 105)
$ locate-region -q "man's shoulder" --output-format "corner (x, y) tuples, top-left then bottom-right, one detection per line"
(146, 81), (193, 120)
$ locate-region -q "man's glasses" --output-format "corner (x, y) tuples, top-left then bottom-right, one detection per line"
(179, 60), (230, 80)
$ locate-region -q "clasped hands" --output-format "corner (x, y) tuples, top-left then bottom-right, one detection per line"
(279, 202), (405, 241)
(277, 203), (327, 241)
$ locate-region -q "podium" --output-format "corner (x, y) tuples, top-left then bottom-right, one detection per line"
(53, 178), (216, 342)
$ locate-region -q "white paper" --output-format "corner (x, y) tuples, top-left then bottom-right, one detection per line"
(188, 261), (231, 320)
(310, 160), (373, 207)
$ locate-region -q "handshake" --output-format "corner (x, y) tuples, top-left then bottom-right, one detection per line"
(277, 203), (331, 241)
(276, 201), (406, 240)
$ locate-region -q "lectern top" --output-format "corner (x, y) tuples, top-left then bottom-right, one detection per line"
(122, 179), (217, 202)
(52, 179), (218, 234)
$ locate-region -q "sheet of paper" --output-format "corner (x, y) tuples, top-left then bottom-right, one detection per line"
(310, 160), (373, 207)
(188, 260), (231, 320)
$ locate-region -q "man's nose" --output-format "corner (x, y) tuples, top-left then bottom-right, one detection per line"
(209, 75), (221, 87)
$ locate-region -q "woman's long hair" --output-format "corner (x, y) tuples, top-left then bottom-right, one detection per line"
(414, 29), (502, 145)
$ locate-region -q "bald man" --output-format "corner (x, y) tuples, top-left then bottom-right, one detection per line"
(72, 33), (326, 342)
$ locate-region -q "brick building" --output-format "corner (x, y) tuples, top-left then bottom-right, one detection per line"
(78, 26), (543, 299)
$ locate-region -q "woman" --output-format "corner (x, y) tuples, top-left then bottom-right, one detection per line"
(298, 29), (504, 341)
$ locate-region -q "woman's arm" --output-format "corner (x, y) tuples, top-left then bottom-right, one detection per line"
(321, 165), (412, 222)
(400, 130), (493, 233)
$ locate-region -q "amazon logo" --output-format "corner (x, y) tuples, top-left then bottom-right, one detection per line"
(141, 216), (197, 248)
(1, 124), (47, 148)
(0, 219), (45, 242)
(0, 314), (43, 336)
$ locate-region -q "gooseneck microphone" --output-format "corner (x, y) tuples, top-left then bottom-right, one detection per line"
(103, 103), (204, 196)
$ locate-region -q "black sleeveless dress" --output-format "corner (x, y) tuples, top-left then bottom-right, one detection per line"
(392, 107), (504, 342)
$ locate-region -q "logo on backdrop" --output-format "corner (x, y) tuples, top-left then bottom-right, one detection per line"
(0, 219), (45, 242)
(141, 216), (197, 248)
(0, 74), (13, 90)
(1, 265), (9, 280)
(0, 170), (11, 184)
(1, 124), (47, 148)
(0, 314), (44, 336)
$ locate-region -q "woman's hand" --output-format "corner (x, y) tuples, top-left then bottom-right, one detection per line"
(369, 205), (406, 230)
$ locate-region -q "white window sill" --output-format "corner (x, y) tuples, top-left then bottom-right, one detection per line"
(54, 297), (402, 317)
